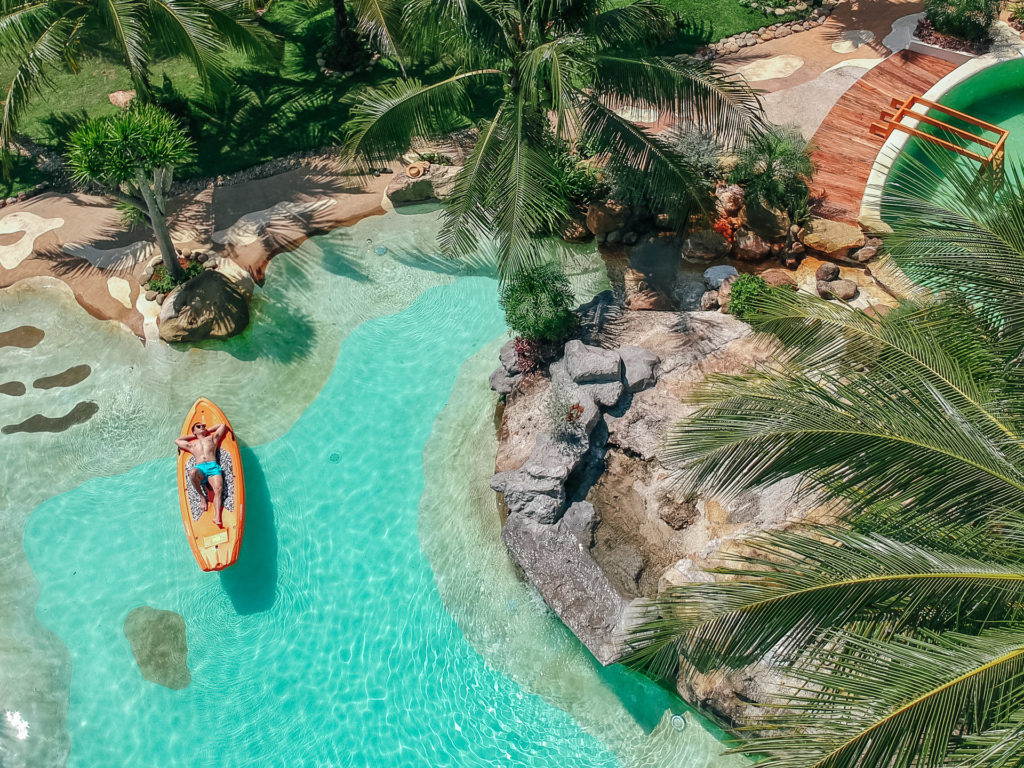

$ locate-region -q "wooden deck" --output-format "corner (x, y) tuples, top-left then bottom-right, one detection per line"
(809, 50), (959, 225)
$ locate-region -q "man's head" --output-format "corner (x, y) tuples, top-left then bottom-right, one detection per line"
(192, 423), (208, 437)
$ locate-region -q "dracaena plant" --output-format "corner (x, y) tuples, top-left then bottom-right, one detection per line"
(341, 0), (764, 279)
(627, 147), (1024, 768)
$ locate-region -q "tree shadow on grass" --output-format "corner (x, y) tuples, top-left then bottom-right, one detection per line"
(220, 445), (278, 615)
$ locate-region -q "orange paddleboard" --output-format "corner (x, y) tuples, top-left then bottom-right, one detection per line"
(177, 398), (246, 571)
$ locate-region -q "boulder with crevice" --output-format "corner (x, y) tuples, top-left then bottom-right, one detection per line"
(158, 269), (250, 343)
(802, 217), (866, 258)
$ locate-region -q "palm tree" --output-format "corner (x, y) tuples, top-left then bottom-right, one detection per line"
(65, 105), (195, 280)
(0, 0), (270, 163)
(341, 0), (764, 278)
(627, 147), (1024, 768)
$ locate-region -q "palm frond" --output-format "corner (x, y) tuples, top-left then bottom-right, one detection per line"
(352, 0), (407, 75)
(518, 34), (592, 136)
(627, 527), (1024, 676)
(341, 70), (502, 171)
(97, 0), (151, 90)
(743, 629), (1024, 768)
(594, 54), (764, 147)
(586, 0), (673, 49)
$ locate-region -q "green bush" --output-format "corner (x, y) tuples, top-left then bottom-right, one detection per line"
(418, 151), (454, 166)
(925, 0), (998, 42)
(556, 151), (605, 205)
(729, 124), (813, 221)
(727, 273), (770, 321)
(148, 260), (204, 293)
(499, 262), (578, 342)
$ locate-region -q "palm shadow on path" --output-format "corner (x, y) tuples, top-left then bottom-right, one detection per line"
(219, 446), (278, 614)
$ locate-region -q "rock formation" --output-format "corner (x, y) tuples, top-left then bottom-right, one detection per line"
(158, 268), (251, 343)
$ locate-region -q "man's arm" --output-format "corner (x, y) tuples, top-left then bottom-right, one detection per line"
(174, 437), (194, 452)
(211, 424), (229, 441)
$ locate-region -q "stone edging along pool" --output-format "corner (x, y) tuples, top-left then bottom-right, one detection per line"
(858, 26), (1024, 230)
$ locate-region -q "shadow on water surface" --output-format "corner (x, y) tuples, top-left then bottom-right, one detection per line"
(220, 446), (278, 614)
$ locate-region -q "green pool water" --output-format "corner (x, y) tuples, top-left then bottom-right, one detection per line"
(5, 209), (744, 766)
(884, 59), (1024, 202)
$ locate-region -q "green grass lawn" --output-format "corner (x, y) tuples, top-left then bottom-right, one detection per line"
(1, 0), (807, 195)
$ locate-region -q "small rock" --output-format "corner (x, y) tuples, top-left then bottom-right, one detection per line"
(718, 274), (737, 303)
(489, 366), (520, 395)
(144, 290), (157, 301)
(156, 293), (166, 304)
(619, 345), (660, 392)
(499, 339), (521, 376)
(735, 228), (771, 261)
(817, 278), (858, 300)
(586, 199), (629, 235)
(853, 245), (878, 262)
(704, 265), (739, 289)
(700, 290), (720, 311)
(622, 231), (640, 246)
(815, 262), (840, 281)
(660, 499), (697, 530)
(607, 229), (622, 245)
(760, 268), (797, 289)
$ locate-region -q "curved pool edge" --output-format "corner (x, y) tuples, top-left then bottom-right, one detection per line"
(859, 42), (1024, 229)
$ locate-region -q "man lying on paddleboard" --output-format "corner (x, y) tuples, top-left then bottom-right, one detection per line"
(175, 422), (230, 527)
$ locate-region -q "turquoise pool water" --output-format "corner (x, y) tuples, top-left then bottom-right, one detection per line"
(7, 209), (744, 767)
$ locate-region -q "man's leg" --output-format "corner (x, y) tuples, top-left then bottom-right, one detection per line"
(209, 475), (224, 526)
(190, 468), (206, 496)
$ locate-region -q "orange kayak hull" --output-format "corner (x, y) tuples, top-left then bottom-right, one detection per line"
(177, 398), (246, 571)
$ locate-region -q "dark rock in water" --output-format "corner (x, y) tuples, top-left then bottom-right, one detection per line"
(0, 380), (25, 396)
(124, 606), (191, 690)
(33, 364), (90, 390)
(158, 270), (250, 343)
(0, 325), (44, 349)
(2, 401), (98, 434)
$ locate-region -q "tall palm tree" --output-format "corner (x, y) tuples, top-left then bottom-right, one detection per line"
(627, 147), (1024, 768)
(341, 0), (764, 278)
(0, 0), (271, 161)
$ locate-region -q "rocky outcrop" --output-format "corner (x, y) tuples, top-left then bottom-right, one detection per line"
(385, 164), (462, 204)
(158, 268), (251, 343)
(123, 606), (190, 689)
(703, 265), (738, 289)
(492, 308), (824, 713)
(681, 229), (730, 262)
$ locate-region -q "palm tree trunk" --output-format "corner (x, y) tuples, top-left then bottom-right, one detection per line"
(333, 0), (351, 49)
(136, 173), (185, 281)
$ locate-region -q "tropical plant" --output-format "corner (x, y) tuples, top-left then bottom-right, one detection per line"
(0, 0), (270, 164)
(341, 0), (764, 278)
(499, 261), (577, 343)
(924, 0), (999, 42)
(723, 272), (768, 320)
(729, 123), (813, 220)
(627, 149), (1024, 768)
(66, 105), (195, 281)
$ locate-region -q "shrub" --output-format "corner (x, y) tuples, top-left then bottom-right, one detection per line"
(547, 380), (587, 445)
(418, 151), (454, 166)
(611, 129), (721, 209)
(148, 260), (204, 293)
(727, 273), (770, 321)
(729, 124), (813, 221)
(925, 0), (998, 42)
(1012, 0), (1024, 23)
(499, 262), (578, 342)
(557, 153), (605, 205)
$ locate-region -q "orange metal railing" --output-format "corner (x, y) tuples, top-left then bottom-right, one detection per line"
(870, 95), (1009, 170)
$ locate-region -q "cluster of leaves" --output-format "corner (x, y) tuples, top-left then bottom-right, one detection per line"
(924, 0), (999, 42)
(724, 273), (769, 320)
(555, 148), (606, 206)
(729, 124), (813, 220)
(417, 152), (454, 166)
(1013, 0), (1024, 23)
(499, 261), (577, 343)
(148, 260), (204, 293)
(65, 105), (195, 190)
(627, 145), (1024, 768)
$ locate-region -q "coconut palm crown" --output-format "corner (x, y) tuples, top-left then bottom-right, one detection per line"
(0, 0), (270, 160)
(627, 148), (1024, 768)
(342, 0), (764, 278)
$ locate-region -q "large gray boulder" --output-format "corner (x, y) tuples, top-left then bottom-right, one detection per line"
(564, 340), (622, 383)
(158, 269), (250, 343)
(619, 345), (659, 392)
(502, 511), (636, 664)
(124, 606), (190, 689)
(489, 366), (519, 396)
